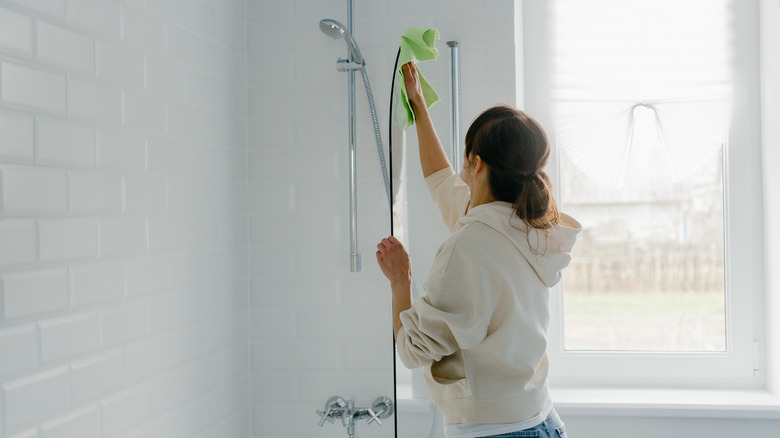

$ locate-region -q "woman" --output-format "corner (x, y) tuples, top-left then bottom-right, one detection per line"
(376, 61), (581, 438)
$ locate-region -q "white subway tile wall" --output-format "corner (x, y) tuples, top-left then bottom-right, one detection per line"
(246, 0), (517, 437)
(0, 1), (249, 438)
(1, 0), (518, 436)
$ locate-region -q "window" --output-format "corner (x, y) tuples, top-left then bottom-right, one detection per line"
(524, 0), (765, 387)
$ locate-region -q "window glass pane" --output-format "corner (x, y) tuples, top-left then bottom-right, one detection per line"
(553, 0), (731, 351)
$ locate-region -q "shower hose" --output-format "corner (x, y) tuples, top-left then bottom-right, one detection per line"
(356, 49), (443, 438)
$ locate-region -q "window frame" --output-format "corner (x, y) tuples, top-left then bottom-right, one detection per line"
(521, 0), (766, 389)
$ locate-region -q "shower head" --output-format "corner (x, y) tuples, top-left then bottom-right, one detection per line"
(319, 18), (364, 65)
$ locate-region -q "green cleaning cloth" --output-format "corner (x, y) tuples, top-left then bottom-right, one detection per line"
(395, 27), (441, 131)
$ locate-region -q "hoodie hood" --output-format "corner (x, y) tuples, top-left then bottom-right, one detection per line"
(454, 201), (582, 287)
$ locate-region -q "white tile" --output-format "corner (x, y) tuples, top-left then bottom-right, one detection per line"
(250, 276), (338, 310)
(251, 340), (342, 372)
(0, 109), (34, 162)
(148, 289), (213, 335)
(36, 20), (94, 74)
(251, 373), (297, 403)
(99, 217), (147, 257)
(0, 62), (66, 114)
(248, 149), (341, 183)
(125, 254), (170, 296)
(67, 0), (121, 41)
(36, 117), (96, 167)
(123, 91), (166, 134)
(143, 54), (179, 98)
(158, 0), (215, 38)
(124, 333), (173, 382)
(298, 372), (392, 404)
(248, 182), (295, 215)
(251, 402), (326, 436)
(249, 309), (295, 340)
(0, 220), (36, 266)
(0, 166), (66, 214)
(246, 1), (292, 25)
(217, 278), (249, 315)
(203, 247), (247, 284)
(202, 0), (244, 21)
(211, 11), (245, 52)
(97, 129), (146, 171)
(120, 5), (165, 56)
(166, 101), (224, 145)
(291, 181), (343, 216)
(67, 79), (122, 124)
(70, 351), (125, 404)
(124, 415), (172, 438)
(68, 170), (123, 213)
(219, 344), (249, 383)
(147, 216), (187, 253)
(100, 387), (149, 437)
(145, 136), (185, 175)
(0, 325), (37, 377)
(147, 354), (220, 415)
(96, 40), (145, 90)
(0, 7), (33, 55)
(165, 24), (218, 78)
(248, 246), (294, 277)
(2, 368), (70, 431)
(38, 218), (98, 262)
(220, 407), (250, 438)
(165, 381), (232, 438)
(250, 214), (339, 245)
(296, 309), (388, 341)
(123, 174), (166, 212)
(38, 312), (99, 364)
(1, 268), (69, 320)
(5, 429), (39, 438)
(70, 262), (124, 307)
(99, 301), (149, 347)
(6, 0), (65, 17)
(343, 342), (388, 372)
(39, 406), (100, 438)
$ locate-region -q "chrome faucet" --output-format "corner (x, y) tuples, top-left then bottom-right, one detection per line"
(315, 395), (394, 437)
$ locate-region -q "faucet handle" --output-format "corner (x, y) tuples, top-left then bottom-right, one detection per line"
(366, 408), (382, 426)
(315, 408), (335, 426)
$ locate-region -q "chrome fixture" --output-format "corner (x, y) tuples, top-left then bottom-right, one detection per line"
(319, 19), (364, 65)
(319, 0), (392, 273)
(316, 396), (394, 438)
(447, 40), (462, 170)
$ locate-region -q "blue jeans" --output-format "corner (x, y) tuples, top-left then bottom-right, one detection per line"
(478, 409), (567, 438)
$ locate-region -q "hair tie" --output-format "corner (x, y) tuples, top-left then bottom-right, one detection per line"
(515, 172), (538, 183)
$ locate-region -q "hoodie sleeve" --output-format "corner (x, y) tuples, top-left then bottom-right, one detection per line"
(424, 167), (470, 233)
(396, 236), (489, 369)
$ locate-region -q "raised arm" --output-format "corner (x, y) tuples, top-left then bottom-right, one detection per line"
(403, 62), (451, 177)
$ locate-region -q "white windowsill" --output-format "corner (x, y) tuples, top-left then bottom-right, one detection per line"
(395, 385), (780, 419)
(553, 387), (780, 419)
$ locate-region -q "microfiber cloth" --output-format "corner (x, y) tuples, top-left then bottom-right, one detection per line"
(395, 27), (441, 131)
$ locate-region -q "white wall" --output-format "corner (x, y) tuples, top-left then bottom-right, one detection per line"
(761, 0), (780, 395)
(0, 0), (250, 437)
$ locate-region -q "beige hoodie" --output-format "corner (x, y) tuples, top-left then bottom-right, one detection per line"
(396, 167), (581, 425)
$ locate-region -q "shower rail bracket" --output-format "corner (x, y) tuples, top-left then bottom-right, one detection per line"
(337, 58), (365, 71)
(315, 396), (394, 438)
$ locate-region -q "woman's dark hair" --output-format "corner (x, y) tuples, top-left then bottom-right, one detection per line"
(464, 105), (560, 230)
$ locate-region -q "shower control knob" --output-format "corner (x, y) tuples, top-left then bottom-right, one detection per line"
(366, 408), (382, 426)
(315, 408), (335, 426)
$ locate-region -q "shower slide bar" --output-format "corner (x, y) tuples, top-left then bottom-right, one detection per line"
(448, 41), (462, 171)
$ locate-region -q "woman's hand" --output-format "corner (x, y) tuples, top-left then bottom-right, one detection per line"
(403, 61), (425, 111)
(376, 236), (412, 288)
